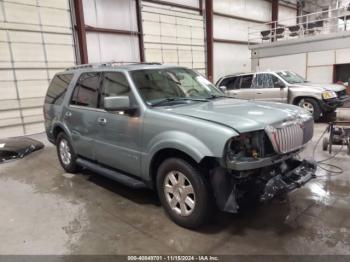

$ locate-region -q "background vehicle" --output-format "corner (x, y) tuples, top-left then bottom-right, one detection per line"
(216, 70), (350, 120)
(44, 63), (315, 229)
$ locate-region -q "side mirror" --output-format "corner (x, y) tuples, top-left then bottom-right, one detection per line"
(104, 96), (131, 112)
(219, 85), (227, 93)
(275, 80), (286, 88)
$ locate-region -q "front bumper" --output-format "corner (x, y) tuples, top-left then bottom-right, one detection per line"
(320, 95), (350, 112)
(260, 159), (316, 201)
(211, 158), (316, 213)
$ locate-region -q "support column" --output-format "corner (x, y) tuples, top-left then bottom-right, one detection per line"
(74, 0), (88, 64)
(136, 0), (145, 62)
(205, 0), (213, 82)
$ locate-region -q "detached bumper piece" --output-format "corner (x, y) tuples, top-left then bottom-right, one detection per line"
(260, 159), (316, 202)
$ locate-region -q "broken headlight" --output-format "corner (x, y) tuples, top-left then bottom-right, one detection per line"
(225, 131), (274, 162)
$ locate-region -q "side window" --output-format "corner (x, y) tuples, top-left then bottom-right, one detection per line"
(220, 77), (240, 90)
(45, 74), (73, 105)
(254, 74), (274, 88)
(71, 72), (101, 108)
(240, 75), (254, 89)
(271, 75), (282, 88)
(100, 72), (131, 107)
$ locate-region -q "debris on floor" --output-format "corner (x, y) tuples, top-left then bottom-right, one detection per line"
(0, 137), (44, 163)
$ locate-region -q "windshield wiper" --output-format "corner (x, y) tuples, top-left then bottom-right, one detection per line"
(150, 97), (209, 107)
(206, 94), (233, 100)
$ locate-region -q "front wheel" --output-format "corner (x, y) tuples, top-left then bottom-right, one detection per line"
(298, 98), (321, 121)
(156, 158), (213, 229)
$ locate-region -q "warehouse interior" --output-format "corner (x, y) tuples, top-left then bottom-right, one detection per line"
(1, 0), (350, 258)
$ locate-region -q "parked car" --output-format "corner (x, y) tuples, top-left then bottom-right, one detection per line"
(216, 70), (350, 120)
(44, 63), (316, 229)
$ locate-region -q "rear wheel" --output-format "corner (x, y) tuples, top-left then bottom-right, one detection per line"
(56, 132), (79, 173)
(298, 98), (321, 121)
(156, 158), (213, 229)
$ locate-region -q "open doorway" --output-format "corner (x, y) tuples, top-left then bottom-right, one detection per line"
(334, 63), (350, 98)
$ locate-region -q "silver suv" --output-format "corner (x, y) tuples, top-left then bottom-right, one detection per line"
(44, 63), (316, 228)
(216, 70), (349, 120)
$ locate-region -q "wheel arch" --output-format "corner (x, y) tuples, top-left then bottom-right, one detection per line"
(148, 148), (218, 190)
(292, 96), (320, 106)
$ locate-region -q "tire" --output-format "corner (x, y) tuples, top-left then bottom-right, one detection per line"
(156, 158), (213, 229)
(322, 137), (329, 151)
(298, 98), (321, 121)
(56, 132), (79, 173)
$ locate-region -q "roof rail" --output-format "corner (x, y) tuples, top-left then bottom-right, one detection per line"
(65, 61), (162, 71)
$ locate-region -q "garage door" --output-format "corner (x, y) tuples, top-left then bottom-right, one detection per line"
(0, 0), (76, 138)
(142, 1), (206, 75)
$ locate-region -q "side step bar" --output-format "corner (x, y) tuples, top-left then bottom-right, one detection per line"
(76, 158), (147, 189)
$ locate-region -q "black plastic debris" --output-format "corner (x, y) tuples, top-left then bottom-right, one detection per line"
(0, 137), (44, 163)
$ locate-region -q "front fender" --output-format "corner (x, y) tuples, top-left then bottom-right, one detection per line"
(289, 89), (322, 104)
(141, 131), (219, 179)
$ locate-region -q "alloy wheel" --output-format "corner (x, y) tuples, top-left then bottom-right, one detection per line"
(59, 139), (71, 166)
(163, 171), (196, 216)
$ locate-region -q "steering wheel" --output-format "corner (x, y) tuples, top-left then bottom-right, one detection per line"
(186, 88), (200, 96)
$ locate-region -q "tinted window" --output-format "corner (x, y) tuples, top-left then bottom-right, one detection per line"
(100, 72), (130, 107)
(240, 75), (253, 89)
(45, 74), (73, 105)
(71, 72), (101, 108)
(219, 77), (240, 90)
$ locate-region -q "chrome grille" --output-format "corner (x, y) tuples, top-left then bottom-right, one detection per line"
(265, 118), (314, 154)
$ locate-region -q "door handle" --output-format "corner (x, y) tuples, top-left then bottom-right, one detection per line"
(256, 92), (263, 95)
(97, 117), (107, 125)
(64, 111), (72, 118)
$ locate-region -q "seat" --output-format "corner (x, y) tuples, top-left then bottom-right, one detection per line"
(288, 25), (301, 37)
(261, 30), (271, 41)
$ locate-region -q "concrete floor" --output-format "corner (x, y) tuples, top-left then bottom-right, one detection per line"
(0, 123), (349, 255)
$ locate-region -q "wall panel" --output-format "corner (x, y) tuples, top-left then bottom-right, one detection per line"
(0, 0), (76, 138)
(214, 43), (251, 81)
(307, 66), (333, 83)
(213, 0), (271, 22)
(142, 1), (206, 74)
(258, 53), (307, 78)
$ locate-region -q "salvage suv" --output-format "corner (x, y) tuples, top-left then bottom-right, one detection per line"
(216, 70), (349, 120)
(44, 63), (316, 229)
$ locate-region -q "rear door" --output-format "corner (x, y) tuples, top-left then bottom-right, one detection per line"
(253, 73), (287, 102)
(218, 75), (255, 99)
(63, 72), (102, 161)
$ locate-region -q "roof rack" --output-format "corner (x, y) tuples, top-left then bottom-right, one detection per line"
(65, 61), (162, 71)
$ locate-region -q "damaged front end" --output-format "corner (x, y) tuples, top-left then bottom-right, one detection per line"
(210, 123), (316, 213)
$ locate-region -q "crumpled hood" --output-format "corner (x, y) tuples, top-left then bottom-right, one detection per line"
(160, 98), (309, 133)
(291, 82), (345, 92)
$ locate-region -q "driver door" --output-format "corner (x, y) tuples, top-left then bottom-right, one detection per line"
(253, 73), (287, 102)
(94, 72), (143, 176)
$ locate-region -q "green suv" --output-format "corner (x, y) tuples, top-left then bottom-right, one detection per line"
(44, 63), (316, 228)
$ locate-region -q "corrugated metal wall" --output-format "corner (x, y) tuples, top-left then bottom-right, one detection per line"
(142, 1), (206, 75)
(0, 0), (76, 138)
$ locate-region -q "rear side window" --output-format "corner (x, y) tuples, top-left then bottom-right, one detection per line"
(45, 74), (73, 105)
(71, 72), (101, 108)
(240, 75), (253, 89)
(100, 72), (130, 107)
(219, 76), (240, 90)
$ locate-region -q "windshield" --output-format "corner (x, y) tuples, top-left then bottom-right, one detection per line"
(277, 71), (306, 84)
(131, 68), (223, 106)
